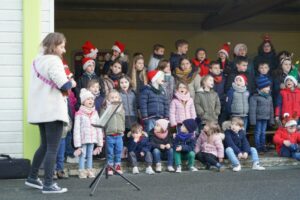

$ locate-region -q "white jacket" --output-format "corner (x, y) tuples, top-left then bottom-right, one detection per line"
(28, 54), (69, 124)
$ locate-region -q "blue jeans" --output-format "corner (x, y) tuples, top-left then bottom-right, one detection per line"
(106, 135), (123, 166)
(152, 148), (174, 166)
(254, 120), (268, 151)
(225, 147), (259, 167)
(79, 143), (94, 170)
(242, 116), (248, 131)
(280, 145), (300, 161)
(144, 118), (156, 136)
(65, 131), (74, 157)
(55, 138), (66, 171)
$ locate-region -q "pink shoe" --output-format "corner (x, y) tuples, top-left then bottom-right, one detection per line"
(107, 167), (113, 176)
(115, 164), (123, 175)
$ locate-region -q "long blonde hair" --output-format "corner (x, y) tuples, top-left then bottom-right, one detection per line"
(131, 55), (148, 90)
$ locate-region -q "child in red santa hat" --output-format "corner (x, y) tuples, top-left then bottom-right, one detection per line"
(103, 41), (129, 75)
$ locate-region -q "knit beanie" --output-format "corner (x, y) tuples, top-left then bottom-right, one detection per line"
(155, 119), (169, 132)
(235, 75), (248, 86)
(182, 119), (197, 133)
(82, 57), (95, 71)
(234, 43), (247, 56)
(256, 75), (271, 89)
(147, 70), (164, 83)
(80, 88), (94, 104)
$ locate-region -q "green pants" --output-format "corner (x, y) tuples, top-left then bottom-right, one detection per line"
(174, 151), (195, 167)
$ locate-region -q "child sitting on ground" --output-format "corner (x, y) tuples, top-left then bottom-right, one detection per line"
(150, 119), (175, 172)
(273, 114), (300, 161)
(127, 123), (155, 175)
(174, 119), (198, 173)
(224, 117), (265, 172)
(195, 121), (225, 172)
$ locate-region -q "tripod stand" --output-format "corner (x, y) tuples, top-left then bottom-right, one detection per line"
(89, 102), (141, 196)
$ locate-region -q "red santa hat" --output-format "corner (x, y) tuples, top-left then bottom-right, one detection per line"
(283, 113), (298, 127)
(147, 70), (164, 83)
(235, 75), (248, 85)
(218, 42), (231, 58)
(82, 57), (95, 71)
(82, 41), (98, 58)
(112, 41), (125, 56)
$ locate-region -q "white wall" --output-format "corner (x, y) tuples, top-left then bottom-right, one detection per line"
(0, 0), (54, 158)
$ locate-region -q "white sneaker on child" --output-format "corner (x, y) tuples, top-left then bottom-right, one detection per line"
(167, 166), (175, 172)
(189, 166), (198, 172)
(132, 166), (139, 174)
(176, 165), (182, 173)
(252, 163), (265, 170)
(155, 163), (162, 173)
(145, 166), (155, 175)
(232, 164), (241, 172)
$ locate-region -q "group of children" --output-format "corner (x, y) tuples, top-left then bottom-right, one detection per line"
(58, 35), (300, 178)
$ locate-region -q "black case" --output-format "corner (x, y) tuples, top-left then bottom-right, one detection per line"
(0, 154), (31, 179)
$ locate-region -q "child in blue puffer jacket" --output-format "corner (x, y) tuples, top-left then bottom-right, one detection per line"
(140, 70), (169, 135)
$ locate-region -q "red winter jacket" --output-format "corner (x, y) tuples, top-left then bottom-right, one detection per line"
(273, 127), (300, 155)
(192, 58), (210, 77)
(275, 88), (300, 117)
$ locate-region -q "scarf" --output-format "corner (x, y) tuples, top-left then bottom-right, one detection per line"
(149, 84), (163, 94)
(232, 82), (247, 93)
(153, 53), (164, 60)
(176, 132), (193, 141)
(175, 66), (197, 84)
(210, 73), (223, 84)
(83, 72), (96, 79)
(109, 72), (123, 82)
(154, 129), (169, 140)
(174, 91), (191, 102)
(258, 90), (270, 98)
(79, 105), (95, 115)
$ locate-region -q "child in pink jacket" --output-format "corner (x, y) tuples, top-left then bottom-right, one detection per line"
(195, 121), (225, 172)
(170, 82), (196, 128)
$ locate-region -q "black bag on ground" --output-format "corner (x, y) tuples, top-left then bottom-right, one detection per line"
(0, 154), (31, 179)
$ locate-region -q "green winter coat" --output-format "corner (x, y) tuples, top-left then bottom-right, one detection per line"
(194, 88), (221, 123)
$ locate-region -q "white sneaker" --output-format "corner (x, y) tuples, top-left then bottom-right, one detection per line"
(145, 166), (155, 175)
(132, 166), (139, 174)
(189, 166), (198, 172)
(232, 164), (241, 172)
(176, 165), (182, 173)
(252, 163), (265, 171)
(167, 166), (175, 172)
(66, 156), (78, 164)
(155, 163), (162, 173)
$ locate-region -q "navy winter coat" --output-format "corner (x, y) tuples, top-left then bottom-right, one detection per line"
(128, 136), (151, 154)
(139, 85), (169, 119)
(224, 129), (251, 154)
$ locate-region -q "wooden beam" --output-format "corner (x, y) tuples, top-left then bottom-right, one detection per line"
(202, 0), (297, 30)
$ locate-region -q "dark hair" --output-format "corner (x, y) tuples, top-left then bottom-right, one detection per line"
(235, 56), (248, 65)
(257, 60), (270, 68)
(209, 61), (220, 68)
(118, 74), (132, 90)
(153, 44), (165, 51)
(258, 41), (276, 55)
(156, 59), (170, 71)
(175, 39), (188, 49)
(194, 48), (207, 58)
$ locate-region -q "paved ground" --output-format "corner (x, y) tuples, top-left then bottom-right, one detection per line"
(1, 166), (300, 200)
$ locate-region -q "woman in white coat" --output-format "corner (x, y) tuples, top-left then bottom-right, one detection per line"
(25, 32), (76, 194)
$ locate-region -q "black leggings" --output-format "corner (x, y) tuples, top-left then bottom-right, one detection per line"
(196, 152), (219, 167)
(29, 121), (63, 187)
